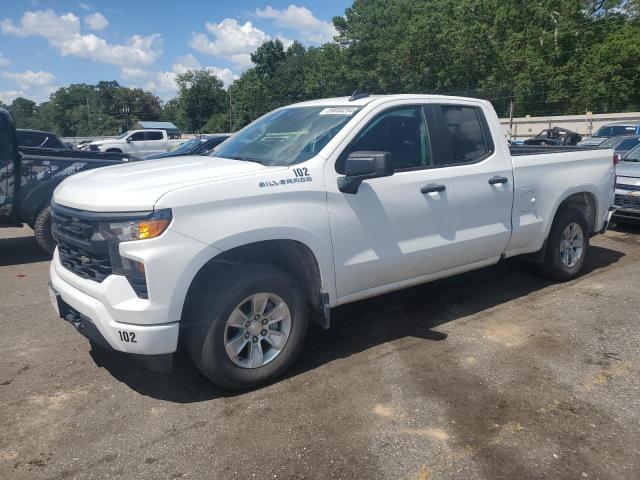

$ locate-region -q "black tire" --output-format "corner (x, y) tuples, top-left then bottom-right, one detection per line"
(34, 206), (56, 255)
(184, 263), (308, 390)
(536, 207), (589, 281)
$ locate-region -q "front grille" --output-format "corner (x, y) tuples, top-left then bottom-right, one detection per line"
(52, 208), (112, 282)
(615, 193), (640, 210)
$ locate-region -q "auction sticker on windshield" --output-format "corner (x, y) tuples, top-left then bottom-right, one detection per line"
(319, 107), (359, 115)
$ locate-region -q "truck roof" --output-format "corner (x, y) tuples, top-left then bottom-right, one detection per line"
(289, 93), (491, 108)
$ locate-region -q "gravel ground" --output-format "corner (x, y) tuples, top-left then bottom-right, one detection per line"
(1, 224), (639, 480)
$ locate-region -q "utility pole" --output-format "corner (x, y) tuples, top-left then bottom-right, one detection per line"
(228, 85), (233, 133)
(508, 96), (515, 141)
(86, 97), (92, 134)
(121, 105), (130, 131)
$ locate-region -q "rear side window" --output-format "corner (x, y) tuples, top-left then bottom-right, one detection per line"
(146, 131), (164, 141)
(437, 105), (492, 165)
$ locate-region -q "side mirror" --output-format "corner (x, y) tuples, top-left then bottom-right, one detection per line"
(126, 137), (132, 143)
(337, 151), (394, 194)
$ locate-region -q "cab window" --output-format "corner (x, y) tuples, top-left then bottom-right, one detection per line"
(339, 106), (431, 172)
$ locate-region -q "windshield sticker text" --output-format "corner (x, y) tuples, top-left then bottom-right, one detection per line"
(319, 107), (359, 116)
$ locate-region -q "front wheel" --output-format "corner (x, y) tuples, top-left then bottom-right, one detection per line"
(184, 263), (308, 389)
(34, 206), (56, 255)
(537, 207), (589, 280)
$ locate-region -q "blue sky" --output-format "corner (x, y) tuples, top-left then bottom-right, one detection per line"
(0, 0), (351, 103)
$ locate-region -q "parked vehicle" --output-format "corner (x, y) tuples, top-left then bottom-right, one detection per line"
(143, 134), (230, 160)
(49, 94), (616, 389)
(523, 127), (582, 147)
(597, 135), (640, 160)
(82, 129), (182, 156)
(578, 122), (640, 147)
(17, 128), (67, 149)
(613, 144), (640, 223)
(0, 109), (131, 253)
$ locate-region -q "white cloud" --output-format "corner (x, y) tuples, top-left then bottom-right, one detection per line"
(0, 53), (10, 67)
(120, 67), (150, 81)
(171, 53), (200, 74)
(1, 9), (161, 66)
(84, 12), (108, 31)
(0, 90), (27, 103)
(78, 3), (92, 10)
(119, 54), (235, 101)
(2, 70), (55, 88)
(255, 5), (337, 44)
(189, 19), (270, 69)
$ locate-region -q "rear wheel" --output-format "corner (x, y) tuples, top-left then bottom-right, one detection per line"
(537, 207), (589, 280)
(184, 263), (308, 389)
(34, 206), (56, 255)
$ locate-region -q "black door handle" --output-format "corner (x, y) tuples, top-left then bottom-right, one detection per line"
(488, 176), (509, 185)
(421, 183), (446, 194)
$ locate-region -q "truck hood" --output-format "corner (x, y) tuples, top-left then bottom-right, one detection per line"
(54, 156), (283, 212)
(616, 161), (640, 183)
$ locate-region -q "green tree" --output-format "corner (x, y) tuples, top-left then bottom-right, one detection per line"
(9, 97), (37, 128)
(175, 70), (228, 132)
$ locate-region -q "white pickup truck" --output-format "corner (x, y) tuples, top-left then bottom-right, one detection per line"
(84, 129), (181, 156)
(49, 94), (616, 389)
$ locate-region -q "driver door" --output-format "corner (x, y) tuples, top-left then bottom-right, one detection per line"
(127, 131), (146, 155)
(325, 105), (453, 299)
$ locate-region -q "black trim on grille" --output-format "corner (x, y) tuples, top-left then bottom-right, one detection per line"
(52, 205), (112, 282)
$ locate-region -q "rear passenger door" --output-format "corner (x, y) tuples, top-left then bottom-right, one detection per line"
(429, 103), (513, 266)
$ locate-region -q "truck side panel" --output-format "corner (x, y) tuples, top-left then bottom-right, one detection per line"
(505, 149), (615, 257)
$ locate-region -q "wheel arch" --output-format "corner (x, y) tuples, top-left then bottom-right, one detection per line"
(551, 189), (599, 236)
(181, 239), (329, 329)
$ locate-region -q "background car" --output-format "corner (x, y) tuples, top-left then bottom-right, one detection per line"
(578, 122), (640, 147)
(143, 134), (230, 159)
(16, 129), (67, 149)
(523, 127), (582, 146)
(613, 144), (640, 223)
(598, 135), (640, 159)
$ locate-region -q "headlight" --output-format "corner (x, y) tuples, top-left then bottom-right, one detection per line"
(99, 209), (172, 242)
(98, 209), (172, 299)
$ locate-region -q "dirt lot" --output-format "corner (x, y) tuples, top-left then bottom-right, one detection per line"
(1, 225), (639, 480)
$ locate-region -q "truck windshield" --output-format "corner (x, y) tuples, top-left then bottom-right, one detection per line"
(169, 137), (204, 153)
(116, 131), (132, 140)
(212, 106), (361, 166)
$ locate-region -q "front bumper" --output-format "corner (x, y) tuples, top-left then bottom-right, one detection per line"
(50, 257), (179, 355)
